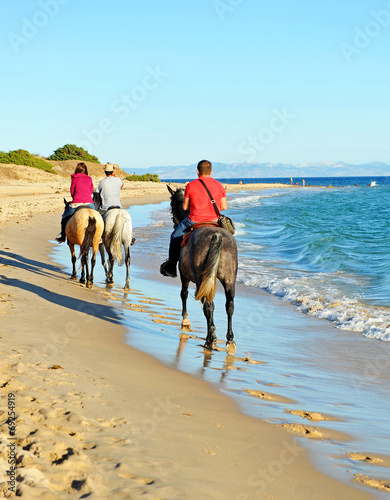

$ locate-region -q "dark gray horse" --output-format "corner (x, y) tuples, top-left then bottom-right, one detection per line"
(167, 185), (238, 352)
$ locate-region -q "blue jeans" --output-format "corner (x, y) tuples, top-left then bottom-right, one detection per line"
(171, 216), (218, 239)
(61, 203), (95, 220)
(171, 217), (195, 239)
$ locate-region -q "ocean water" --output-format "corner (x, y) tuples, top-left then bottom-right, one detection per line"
(164, 175), (389, 188)
(50, 176), (390, 496)
(230, 179), (390, 342)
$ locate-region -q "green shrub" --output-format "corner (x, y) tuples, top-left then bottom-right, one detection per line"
(0, 149), (55, 173)
(126, 173), (160, 182)
(48, 144), (99, 163)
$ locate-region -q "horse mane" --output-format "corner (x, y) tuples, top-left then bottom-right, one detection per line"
(168, 186), (190, 228)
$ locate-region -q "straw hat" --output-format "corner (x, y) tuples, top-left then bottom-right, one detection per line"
(104, 163), (114, 172)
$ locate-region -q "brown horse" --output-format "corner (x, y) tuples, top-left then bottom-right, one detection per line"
(64, 203), (104, 288)
(167, 186), (238, 352)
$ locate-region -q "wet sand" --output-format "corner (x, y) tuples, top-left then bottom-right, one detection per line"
(0, 176), (380, 498)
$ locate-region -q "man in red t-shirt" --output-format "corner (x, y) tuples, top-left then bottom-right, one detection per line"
(160, 160), (227, 278)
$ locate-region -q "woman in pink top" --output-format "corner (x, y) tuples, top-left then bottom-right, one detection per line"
(55, 162), (95, 243)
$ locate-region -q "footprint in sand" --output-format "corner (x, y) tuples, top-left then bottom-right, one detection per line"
(282, 423), (324, 439)
(244, 388), (295, 404)
(140, 298), (164, 305)
(286, 409), (327, 422)
(348, 452), (384, 464)
(235, 355), (265, 365)
(354, 474), (390, 493)
(126, 303), (151, 313)
(281, 422), (350, 442)
(115, 463), (154, 484)
(152, 318), (181, 326)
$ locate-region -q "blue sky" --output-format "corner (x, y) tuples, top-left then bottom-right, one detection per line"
(1, 0), (389, 170)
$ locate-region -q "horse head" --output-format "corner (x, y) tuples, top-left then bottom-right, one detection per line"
(167, 185), (190, 228)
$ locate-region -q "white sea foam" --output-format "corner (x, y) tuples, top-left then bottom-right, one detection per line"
(233, 221), (247, 237)
(238, 260), (390, 342)
(229, 192), (283, 209)
(238, 241), (264, 252)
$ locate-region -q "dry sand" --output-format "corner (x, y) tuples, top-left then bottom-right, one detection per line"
(0, 165), (375, 498)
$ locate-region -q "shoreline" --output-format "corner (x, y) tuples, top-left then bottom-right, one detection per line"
(0, 180), (376, 498)
(110, 197), (390, 495)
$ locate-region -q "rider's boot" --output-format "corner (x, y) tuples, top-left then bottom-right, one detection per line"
(55, 220), (67, 243)
(56, 216), (71, 243)
(160, 237), (182, 278)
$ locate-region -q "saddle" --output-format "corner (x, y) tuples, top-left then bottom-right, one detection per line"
(73, 204), (93, 214)
(181, 221), (220, 247)
(62, 204), (93, 226)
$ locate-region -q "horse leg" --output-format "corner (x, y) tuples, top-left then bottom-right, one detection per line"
(203, 299), (217, 349)
(225, 286), (236, 354)
(99, 243), (108, 280)
(80, 253), (87, 284)
(124, 245), (130, 290)
(180, 278), (191, 331)
(105, 249), (114, 285)
(68, 242), (78, 280)
(87, 253), (96, 289)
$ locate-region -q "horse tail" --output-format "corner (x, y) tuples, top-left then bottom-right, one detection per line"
(80, 217), (96, 256)
(106, 212), (124, 265)
(195, 233), (223, 303)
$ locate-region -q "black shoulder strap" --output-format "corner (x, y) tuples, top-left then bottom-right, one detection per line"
(198, 178), (221, 217)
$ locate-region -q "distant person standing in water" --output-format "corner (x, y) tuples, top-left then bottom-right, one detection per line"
(95, 163), (123, 218)
(302, 179), (305, 187)
(290, 177), (293, 186)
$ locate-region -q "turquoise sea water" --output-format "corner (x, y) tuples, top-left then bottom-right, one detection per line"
(229, 178), (390, 341)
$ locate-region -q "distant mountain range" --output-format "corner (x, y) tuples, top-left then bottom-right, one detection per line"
(126, 161), (390, 179)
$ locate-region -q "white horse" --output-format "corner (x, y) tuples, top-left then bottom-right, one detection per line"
(99, 208), (134, 289)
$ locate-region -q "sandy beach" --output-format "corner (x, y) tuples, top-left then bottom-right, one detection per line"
(0, 164), (379, 499)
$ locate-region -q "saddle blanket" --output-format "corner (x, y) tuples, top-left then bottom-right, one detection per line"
(181, 221), (220, 247)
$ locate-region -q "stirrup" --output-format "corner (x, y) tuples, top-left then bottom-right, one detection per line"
(160, 260), (177, 278)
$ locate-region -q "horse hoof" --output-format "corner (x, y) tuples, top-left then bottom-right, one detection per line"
(70, 275), (78, 281)
(86, 281), (93, 289)
(204, 339), (216, 350)
(226, 341), (236, 355)
(181, 318), (191, 331)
